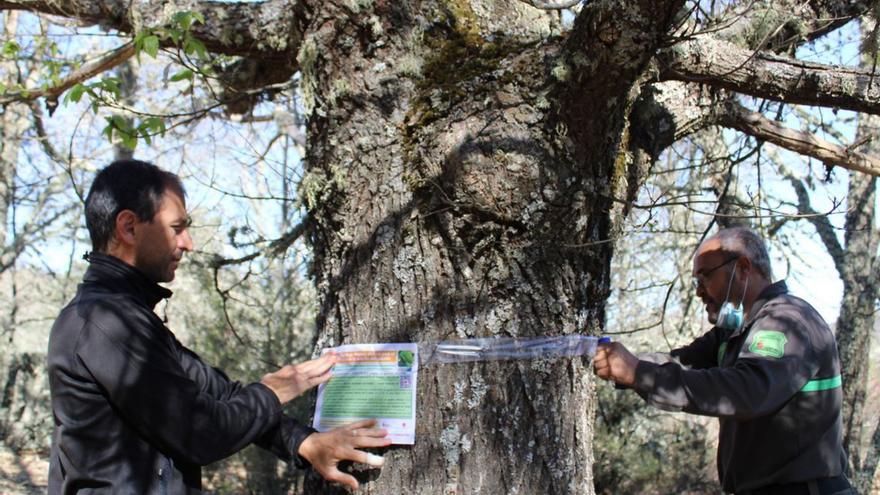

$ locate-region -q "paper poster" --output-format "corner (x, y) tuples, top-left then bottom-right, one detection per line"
(313, 343), (418, 445)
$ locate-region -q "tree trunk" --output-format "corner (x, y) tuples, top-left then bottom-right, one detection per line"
(837, 116), (880, 493)
(0, 12), (27, 344)
(834, 20), (880, 491)
(301, 1), (681, 492)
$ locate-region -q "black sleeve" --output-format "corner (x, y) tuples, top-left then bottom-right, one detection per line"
(670, 326), (730, 369)
(631, 314), (818, 419)
(175, 344), (316, 467)
(633, 327), (727, 372)
(74, 306), (288, 466)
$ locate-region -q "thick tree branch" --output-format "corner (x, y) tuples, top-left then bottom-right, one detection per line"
(0, 41), (134, 105)
(0, 0), (128, 28)
(660, 35), (880, 115)
(517, 0), (581, 10)
(710, 0), (870, 52)
(0, 0), (304, 61)
(717, 101), (880, 177)
(629, 80), (722, 158)
(560, 0), (686, 161)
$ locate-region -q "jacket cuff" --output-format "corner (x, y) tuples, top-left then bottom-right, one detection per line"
(289, 422), (317, 469)
(633, 360), (658, 396)
(252, 382), (284, 412)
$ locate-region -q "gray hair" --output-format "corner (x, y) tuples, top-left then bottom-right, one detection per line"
(712, 227), (773, 280)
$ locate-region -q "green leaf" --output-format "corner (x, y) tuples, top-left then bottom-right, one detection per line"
(191, 12), (205, 25)
(102, 118), (115, 141)
(143, 117), (166, 135)
(110, 115), (128, 132)
(107, 116), (138, 149)
(64, 83), (87, 104)
(142, 35), (160, 58)
(120, 132), (138, 150)
(172, 12), (192, 30)
(167, 28), (182, 46)
(1, 41), (20, 58)
(169, 68), (193, 82)
(98, 77), (121, 98)
(0, 82), (6, 96)
(137, 123), (152, 146)
(183, 35), (207, 59)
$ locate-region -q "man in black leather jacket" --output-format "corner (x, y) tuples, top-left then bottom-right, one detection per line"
(48, 160), (387, 494)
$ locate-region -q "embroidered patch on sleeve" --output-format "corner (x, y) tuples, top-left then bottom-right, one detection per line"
(748, 330), (787, 358)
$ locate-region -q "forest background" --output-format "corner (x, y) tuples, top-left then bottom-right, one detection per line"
(0, 1), (879, 494)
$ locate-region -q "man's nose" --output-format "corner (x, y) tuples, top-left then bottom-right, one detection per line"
(179, 229), (194, 252)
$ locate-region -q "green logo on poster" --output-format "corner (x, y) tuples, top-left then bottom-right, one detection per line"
(749, 330), (787, 358)
(398, 350), (414, 368)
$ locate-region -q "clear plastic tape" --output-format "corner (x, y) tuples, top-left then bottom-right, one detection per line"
(417, 335), (606, 365)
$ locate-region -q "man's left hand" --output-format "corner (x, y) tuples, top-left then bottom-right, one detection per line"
(298, 419), (392, 490)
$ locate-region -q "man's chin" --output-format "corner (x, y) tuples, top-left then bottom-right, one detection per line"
(706, 308), (718, 324)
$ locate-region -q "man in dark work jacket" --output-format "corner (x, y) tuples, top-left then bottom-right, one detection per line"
(594, 227), (854, 495)
(48, 160), (389, 494)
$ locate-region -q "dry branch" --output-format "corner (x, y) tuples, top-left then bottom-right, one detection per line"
(717, 102), (880, 177)
(661, 35), (880, 115)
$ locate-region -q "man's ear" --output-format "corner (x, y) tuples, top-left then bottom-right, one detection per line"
(114, 210), (138, 247)
(736, 256), (752, 277)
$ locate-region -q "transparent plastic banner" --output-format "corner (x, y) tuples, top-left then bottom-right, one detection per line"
(418, 335), (610, 365)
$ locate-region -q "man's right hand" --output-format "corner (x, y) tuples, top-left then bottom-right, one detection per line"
(260, 352), (337, 404)
(298, 419), (392, 490)
(593, 341), (639, 387)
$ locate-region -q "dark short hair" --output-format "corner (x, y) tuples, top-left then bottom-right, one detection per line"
(84, 160), (186, 252)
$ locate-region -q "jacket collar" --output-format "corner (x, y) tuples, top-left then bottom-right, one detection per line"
(82, 252), (172, 309)
(729, 280), (788, 338)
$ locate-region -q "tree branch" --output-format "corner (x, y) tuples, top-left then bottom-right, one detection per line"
(207, 221), (307, 269)
(0, 0), (128, 28)
(629, 80), (722, 158)
(559, 0), (686, 163)
(777, 161), (845, 274)
(717, 101), (880, 177)
(660, 35), (880, 115)
(0, 0), (304, 61)
(517, 0), (581, 10)
(0, 41), (135, 105)
(707, 0), (870, 52)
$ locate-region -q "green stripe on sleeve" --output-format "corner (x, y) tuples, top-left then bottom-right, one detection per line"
(800, 375), (842, 392)
(717, 342), (727, 366)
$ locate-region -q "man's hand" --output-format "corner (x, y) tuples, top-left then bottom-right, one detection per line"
(298, 419), (392, 490)
(260, 352), (337, 404)
(593, 342), (639, 387)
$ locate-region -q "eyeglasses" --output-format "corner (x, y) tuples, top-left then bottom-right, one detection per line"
(692, 256), (739, 290)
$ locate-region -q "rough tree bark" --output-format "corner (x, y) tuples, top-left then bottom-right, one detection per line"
(836, 127), (878, 492)
(299, 2), (682, 491)
(836, 27), (880, 490)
